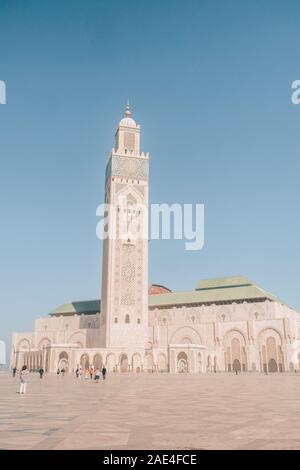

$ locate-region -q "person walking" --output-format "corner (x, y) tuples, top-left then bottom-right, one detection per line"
(102, 366), (107, 381)
(75, 367), (79, 378)
(19, 365), (29, 394)
(94, 368), (100, 383)
(12, 367), (17, 378)
(39, 367), (44, 379)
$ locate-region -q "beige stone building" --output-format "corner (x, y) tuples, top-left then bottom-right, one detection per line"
(11, 106), (300, 374)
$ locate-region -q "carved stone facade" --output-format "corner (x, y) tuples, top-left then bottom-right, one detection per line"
(99, 104), (149, 350)
(11, 293), (300, 374)
(11, 106), (300, 374)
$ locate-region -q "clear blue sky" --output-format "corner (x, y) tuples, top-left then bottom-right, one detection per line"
(0, 0), (300, 359)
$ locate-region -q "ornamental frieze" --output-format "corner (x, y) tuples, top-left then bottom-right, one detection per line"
(106, 155), (149, 181)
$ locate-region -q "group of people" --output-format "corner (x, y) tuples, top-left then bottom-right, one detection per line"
(12, 363), (107, 395)
(75, 365), (107, 382)
(12, 366), (44, 378)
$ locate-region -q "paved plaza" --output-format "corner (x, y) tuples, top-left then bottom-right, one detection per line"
(1, 371), (300, 450)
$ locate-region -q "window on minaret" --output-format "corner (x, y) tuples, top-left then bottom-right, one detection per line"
(137, 318), (141, 324)
(124, 132), (135, 151)
(125, 314), (130, 324)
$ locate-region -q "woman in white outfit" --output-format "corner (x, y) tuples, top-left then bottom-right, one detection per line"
(20, 365), (29, 394)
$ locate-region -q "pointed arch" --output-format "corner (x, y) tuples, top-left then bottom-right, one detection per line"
(93, 353), (103, 369)
(119, 353), (129, 372)
(132, 353), (142, 372)
(38, 337), (51, 350)
(17, 338), (30, 350)
(223, 329), (247, 372)
(257, 328), (284, 373)
(170, 326), (202, 345)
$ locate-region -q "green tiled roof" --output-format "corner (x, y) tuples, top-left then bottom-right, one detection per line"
(50, 300), (100, 316)
(196, 275), (252, 290)
(49, 276), (284, 315)
(148, 284), (281, 308)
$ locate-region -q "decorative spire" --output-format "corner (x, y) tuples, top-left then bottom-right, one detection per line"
(125, 100), (131, 117)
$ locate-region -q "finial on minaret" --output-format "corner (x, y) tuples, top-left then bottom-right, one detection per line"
(125, 100), (131, 117)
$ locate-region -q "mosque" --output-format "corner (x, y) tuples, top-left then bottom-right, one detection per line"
(11, 105), (300, 374)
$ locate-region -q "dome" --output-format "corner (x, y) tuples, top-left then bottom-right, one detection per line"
(148, 284), (172, 295)
(119, 116), (137, 128)
(119, 101), (137, 128)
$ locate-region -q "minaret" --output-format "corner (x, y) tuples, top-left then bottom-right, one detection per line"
(100, 103), (149, 350)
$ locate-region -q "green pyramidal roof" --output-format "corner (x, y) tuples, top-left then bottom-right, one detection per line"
(196, 275), (252, 290)
(49, 276), (285, 316)
(50, 300), (101, 316)
(148, 277), (282, 308)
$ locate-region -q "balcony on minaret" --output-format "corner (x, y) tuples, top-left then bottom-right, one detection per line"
(114, 102), (141, 156)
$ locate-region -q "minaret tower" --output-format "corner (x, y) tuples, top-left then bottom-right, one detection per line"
(100, 103), (149, 350)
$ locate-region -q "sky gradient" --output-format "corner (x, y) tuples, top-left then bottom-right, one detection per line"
(0, 0), (300, 361)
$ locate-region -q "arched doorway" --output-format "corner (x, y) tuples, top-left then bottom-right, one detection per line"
(93, 353), (102, 370)
(177, 352), (188, 373)
(268, 358), (278, 372)
(232, 359), (241, 372)
(120, 354), (129, 372)
(258, 329), (284, 373)
(223, 330), (247, 372)
(80, 353), (90, 370)
(58, 351), (69, 372)
(132, 353), (141, 372)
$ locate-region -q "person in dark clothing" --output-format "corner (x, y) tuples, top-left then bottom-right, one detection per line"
(12, 367), (17, 378)
(102, 367), (107, 380)
(39, 367), (44, 379)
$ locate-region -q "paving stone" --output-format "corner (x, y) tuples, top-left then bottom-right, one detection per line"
(1, 372), (300, 449)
